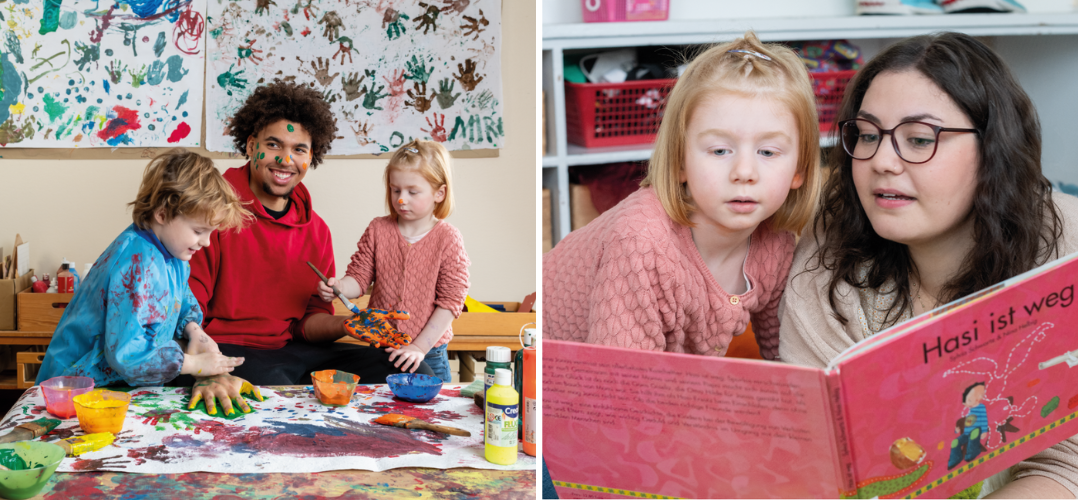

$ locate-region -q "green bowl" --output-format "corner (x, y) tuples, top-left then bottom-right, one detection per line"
(0, 442), (65, 500)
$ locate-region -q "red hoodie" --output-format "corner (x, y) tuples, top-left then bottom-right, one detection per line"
(189, 162), (335, 349)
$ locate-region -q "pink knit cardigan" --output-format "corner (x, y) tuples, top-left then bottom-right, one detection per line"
(345, 217), (471, 343)
(543, 188), (794, 359)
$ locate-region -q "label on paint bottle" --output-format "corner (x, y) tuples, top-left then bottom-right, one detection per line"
(485, 402), (519, 448)
(525, 397), (536, 446)
(484, 372), (495, 396)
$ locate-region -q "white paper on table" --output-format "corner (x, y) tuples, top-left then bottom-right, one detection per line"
(15, 243), (28, 278)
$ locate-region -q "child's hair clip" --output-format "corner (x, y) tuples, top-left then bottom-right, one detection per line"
(728, 49), (772, 61)
(405, 147), (419, 153)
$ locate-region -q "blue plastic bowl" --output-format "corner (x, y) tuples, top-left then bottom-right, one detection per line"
(386, 373), (443, 403)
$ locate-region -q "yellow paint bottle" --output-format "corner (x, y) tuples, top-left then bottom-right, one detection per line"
(485, 368), (518, 465)
(56, 432), (115, 456)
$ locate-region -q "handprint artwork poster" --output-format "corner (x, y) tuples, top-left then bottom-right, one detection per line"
(0, 0), (206, 148)
(205, 0), (502, 155)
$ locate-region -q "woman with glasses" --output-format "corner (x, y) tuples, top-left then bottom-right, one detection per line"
(780, 32), (1078, 497)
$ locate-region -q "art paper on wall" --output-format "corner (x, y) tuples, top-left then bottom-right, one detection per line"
(0, 0), (206, 148)
(205, 0), (502, 155)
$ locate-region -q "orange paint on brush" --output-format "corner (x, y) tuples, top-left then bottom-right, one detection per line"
(1028, 379), (1041, 388)
(375, 414), (414, 426)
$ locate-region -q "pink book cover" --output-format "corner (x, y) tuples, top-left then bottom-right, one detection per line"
(545, 252), (1078, 499)
(831, 253), (1078, 499)
(544, 341), (843, 498)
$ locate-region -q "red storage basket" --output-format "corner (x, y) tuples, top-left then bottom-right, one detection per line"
(581, 0), (670, 23)
(564, 70), (856, 149)
(564, 78), (675, 148)
(812, 69), (857, 134)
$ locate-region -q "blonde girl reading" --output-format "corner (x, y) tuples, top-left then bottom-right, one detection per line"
(544, 32), (821, 360)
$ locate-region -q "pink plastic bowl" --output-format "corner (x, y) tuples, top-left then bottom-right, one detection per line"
(40, 376), (95, 419)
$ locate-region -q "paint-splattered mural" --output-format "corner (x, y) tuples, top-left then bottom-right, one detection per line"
(0, 385), (535, 473)
(205, 0), (502, 155)
(0, 0), (205, 148)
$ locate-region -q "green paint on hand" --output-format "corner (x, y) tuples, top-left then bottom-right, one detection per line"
(287, 124), (294, 132)
(185, 391), (268, 420)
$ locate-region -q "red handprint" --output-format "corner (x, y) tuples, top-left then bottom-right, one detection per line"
(422, 113), (447, 142)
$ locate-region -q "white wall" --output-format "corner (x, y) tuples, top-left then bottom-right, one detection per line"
(0, 1), (537, 304)
(543, 0), (854, 24)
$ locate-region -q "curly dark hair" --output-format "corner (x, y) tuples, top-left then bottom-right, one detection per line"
(810, 32), (1063, 326)
(228, 81), (337, 168)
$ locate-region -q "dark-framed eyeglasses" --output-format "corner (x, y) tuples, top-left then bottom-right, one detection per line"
(839, 118), (979, 164)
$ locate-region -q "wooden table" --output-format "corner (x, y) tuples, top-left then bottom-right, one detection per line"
(2, 296), (536, 388)
(32, 468), (535, 499)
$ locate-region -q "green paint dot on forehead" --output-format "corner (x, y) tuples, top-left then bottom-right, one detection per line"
(287, 124), (294, 132)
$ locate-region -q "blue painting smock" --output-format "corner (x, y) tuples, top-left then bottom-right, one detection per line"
(36, 224), (202, 386)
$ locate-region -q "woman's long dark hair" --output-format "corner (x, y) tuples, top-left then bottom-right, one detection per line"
(812, 32), (1063, 326)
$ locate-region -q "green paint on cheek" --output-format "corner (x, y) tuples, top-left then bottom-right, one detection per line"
(259, 152), (265, 159)
(287, 124), (294, 132)
(256, 143), (259, 149)
(275, 156), (281, 163)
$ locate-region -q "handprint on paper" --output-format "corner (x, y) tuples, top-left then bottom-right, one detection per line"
(414, 2), (440, 35)
(453, 58), (484, 91)
(461, 9), (489, 41)
(342, 72), (365, 101)
(318, 11), (343, 41)
(405, 81), (433, 113)
(433, 78), (461, 109)
(422, 113), (447, 142)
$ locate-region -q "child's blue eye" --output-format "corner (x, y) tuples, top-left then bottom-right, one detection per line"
(711, 149), (730, 156)
(758, 149), (776, 158)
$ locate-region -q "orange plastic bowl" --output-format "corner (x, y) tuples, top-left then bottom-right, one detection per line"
(311, 370), (360, 407)
(72, 390), (131, 434)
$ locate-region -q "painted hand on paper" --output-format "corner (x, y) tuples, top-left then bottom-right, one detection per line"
(205, 0), (502, 154)
(344, 308), (413, 349)
(0, 0), (206, 147)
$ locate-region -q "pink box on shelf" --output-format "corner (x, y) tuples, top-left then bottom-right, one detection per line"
(581, 0), (669, 23)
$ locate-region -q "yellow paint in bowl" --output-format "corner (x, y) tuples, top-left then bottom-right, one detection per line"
(72, 390), (131, 434)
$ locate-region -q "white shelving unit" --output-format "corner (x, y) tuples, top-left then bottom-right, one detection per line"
(542, 13), (1078, 244)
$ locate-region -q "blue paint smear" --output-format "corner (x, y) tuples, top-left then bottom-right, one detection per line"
(106, 133), (134, 146)
(121, 0), (168, 20)
(59, 11), (77, 30)
(165, 55), (187, 83)
(266, 421), (349, 439)
(176, 90), (188, 109)
(0, 53), (23, 124)
(103, 79), (110, 95)
(1058, 181), (1078, 197)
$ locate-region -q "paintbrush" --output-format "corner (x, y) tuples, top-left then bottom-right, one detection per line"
(373, 414), (471, 437)
(0, 418), (61, 444)
(307, 261), (362, 315)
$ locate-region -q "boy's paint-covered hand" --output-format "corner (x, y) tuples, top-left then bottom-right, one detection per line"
(343, 308), (412, 349)
(188, 374), (263, 416)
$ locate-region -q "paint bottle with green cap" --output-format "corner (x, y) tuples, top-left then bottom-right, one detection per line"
(484, 346), (512, 398)
(485, 368), (518, 465)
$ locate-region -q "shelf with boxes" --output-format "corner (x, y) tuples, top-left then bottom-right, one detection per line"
(542, 12), (1078, 246)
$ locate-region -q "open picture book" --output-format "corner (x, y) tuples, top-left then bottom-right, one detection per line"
(545, 252), (1078, 499)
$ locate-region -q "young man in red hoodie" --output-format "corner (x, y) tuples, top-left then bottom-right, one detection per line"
(186, 82), (434, 409)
